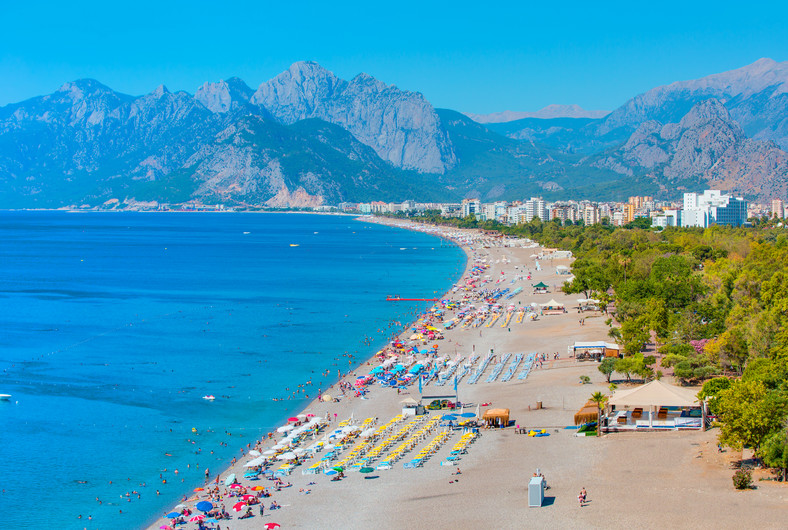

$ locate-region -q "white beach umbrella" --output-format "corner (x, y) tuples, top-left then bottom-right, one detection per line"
(262, 449), (276, 456)
(292, 448), (306, 455)
(297, 413), (307, 420)
(276, 425), (294, 433)
(248, 450), (261, 457)
(276, 452), (297, 460)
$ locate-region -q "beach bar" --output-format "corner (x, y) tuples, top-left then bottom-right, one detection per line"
(533, 281), (550, 294)
(603, 380), (706, 432)
(569, 341), (620, 360)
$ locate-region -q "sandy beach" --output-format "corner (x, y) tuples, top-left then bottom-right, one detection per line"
(149, 218), (787, 530)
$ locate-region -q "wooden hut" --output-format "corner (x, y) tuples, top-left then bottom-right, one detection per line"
(574, 400), (599, 425)
(482, 408), (510, 427)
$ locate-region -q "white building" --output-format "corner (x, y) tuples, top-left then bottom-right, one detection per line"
(461, 198), (481, 218)
(682, 190), (747, 228)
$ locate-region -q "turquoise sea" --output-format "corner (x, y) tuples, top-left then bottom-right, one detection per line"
(0, 211), (466, 529)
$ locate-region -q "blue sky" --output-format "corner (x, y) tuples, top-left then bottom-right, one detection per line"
(1, 0), (786, 112)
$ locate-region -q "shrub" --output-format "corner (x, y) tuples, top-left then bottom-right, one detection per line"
(580, 375), (591, 384)
(732, 468), (753, 490)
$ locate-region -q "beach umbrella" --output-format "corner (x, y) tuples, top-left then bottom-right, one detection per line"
(297, 413), (307, 419)
(252, 486), (265, 491)
(277, 452), (297, 460)
(195, 501), (213, 512)
(241, 494), (256, 501)
(459, 412), (476, 418)
(166, 512), (181, 518)
(288, 417), (300, 422)
(232, 502), (247, 512)
(306, 413), (315, 417)
(193, 487), (204, 492)
(442, 415), (458, 421)
(277, 425), (294, 433)
(248, 450), (261, 457)
(224, 474), (236, 486)
(174, 504), (187, 511)
(262, 449), (276, 455)
(264, 523), (281, 530)
(332, 466), (344, 472)
(324, 469), (337, 475)
(189, 515), (206, 523)
(229, 483), (243, 489)
(293, 448), (306, 455)
(359, 467), (375, 473)
(160, 526), (173, 530)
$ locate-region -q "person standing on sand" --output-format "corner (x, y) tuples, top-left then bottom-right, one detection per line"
(579, 487), (587, 507)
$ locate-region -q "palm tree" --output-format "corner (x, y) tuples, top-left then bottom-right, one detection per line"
(590, 391), (609, 437)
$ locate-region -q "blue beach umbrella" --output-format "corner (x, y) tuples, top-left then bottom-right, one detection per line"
(166, 512), (181, 518)
(442, 415), (458, 421)
(459, 412), (476, 418)
(324, 469), (338, 475)
(195, 501), (214, 512)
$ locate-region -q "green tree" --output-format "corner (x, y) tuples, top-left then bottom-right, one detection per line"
(761, 428), (788, 481)
(698, 377), (732, 415)
(589, 391), (609, 437)
(716, 380), (788, 451)
(599, 357), (616, 383)
(614, 357), (638, 382)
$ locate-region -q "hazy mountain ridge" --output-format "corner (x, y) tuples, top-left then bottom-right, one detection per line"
(466, 104), (610, 123)
(595, 99), (788, 200)
(1, 58), (788, 207)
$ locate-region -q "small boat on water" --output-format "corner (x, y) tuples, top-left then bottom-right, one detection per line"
(290, 244), (300, 247)
(0, 394), (11, 401)
(202, 395), (216, 401)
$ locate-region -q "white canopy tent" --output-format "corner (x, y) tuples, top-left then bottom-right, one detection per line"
(607, 380), (705, 430)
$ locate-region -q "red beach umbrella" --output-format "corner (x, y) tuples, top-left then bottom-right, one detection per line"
(189, 515), (206, 522)
(229, 483), (242, 489)
(288, 417), (299, 422)
(232, 501), (247, 512)
(241, 494), (255, 501)
(264, 524), (281, 529)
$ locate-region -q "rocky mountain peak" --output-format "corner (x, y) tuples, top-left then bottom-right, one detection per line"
(252, 62), (455, 173)
(195, 78), (253, 113)
(678, 98), (736, 129)
(151, 84), (170, 98)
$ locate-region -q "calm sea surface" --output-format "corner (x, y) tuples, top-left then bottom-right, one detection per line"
(0, 211), (466, 529)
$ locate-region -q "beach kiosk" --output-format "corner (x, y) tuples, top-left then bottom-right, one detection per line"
(529, 475), (545, 507)
(482, 408), (510, 427)
(540, 299), (565, 315)
(400, 397), (424, 416)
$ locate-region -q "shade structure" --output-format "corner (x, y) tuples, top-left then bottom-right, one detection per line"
(574, 400), (600, 425)
(321, 393), (333, 402)
(224, 474), (236, 486)
(482, 408), (510, 426)
(248, 450), (261, 457)
(166, 512), (181, 518)
(608, 380), (699, 408)
(195, 501), (213, 512)
(276, 425), (294, 433)
(359, 466), (375, 473)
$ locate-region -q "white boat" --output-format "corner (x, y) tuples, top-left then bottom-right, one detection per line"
(0, 394), (11, 401)
(202, 395), (215, 401)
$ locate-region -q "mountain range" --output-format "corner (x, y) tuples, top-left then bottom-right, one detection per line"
(1, 58), (787, 208)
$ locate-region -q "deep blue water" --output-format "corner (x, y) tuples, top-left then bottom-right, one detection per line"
(0, 212), (465, 529)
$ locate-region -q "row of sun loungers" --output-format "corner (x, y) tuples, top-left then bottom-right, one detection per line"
(500, 353), (524, 382)
(468, 353), (494, 384)
(517, 353), (536, 380)
(485, 353), (512, 383)
(403, 430), (451, 468)
(377, 416), (442, 468)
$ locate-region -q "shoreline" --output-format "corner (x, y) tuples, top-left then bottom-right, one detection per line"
(145, 216), (475, 529)
(148, 218), (788, 530)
